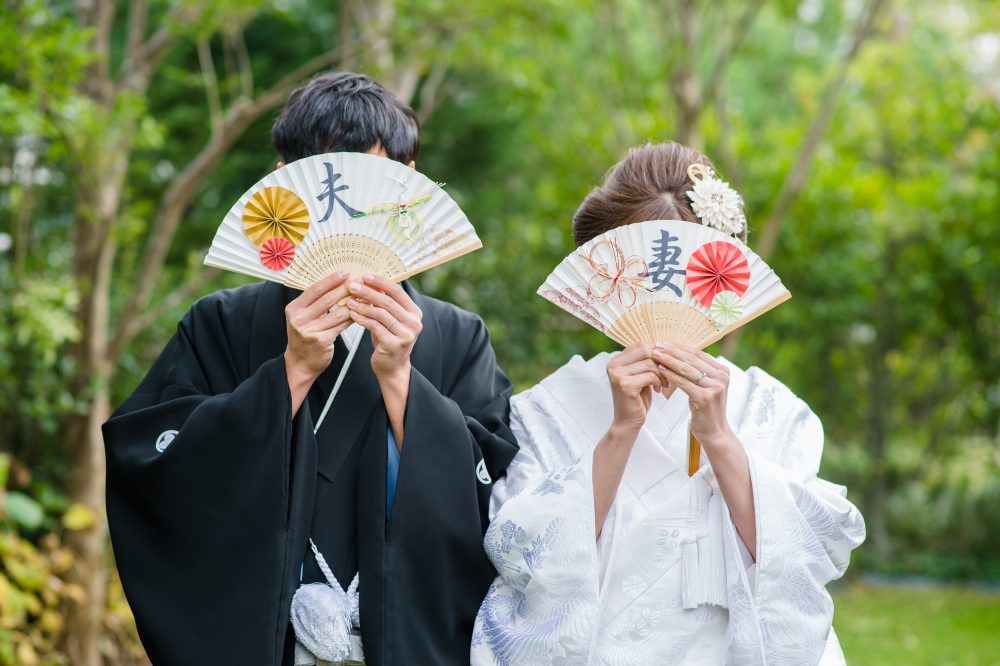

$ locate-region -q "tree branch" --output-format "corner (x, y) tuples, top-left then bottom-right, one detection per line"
(124, 0), (148, 63)
(197, 39), (223, 135)
(233, 26), (254, 99)
(109, 47), (355, 360)
(671, 0), (702, 147)
(117, 26), (175, 92)
(721, 0), (887, 358)
(416, 59), (454, 123)
(116, 269), (220, 347)
(713, 85), (744, 188)
(338, 0), (359, 70)
(754, 0), (887, 261)
(703, 0), (762, 108)
(393, 65), (422, 105)
(116, 6), (201, 94)
(75, 0), (115, 105)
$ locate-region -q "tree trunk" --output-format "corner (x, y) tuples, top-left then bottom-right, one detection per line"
(63, 382), (111, 666)
(62, 149), (126, 666)
(673, 0), (702, 150)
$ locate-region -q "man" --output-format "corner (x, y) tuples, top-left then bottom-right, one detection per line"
(103, 72), (518, 665)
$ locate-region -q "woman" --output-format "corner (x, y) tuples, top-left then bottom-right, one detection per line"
(471, 142), (866, 665)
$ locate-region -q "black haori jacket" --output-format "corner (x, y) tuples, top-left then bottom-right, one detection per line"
(103, 280), (518, 665)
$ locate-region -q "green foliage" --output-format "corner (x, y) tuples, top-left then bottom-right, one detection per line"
(0, 454), (142, 665)
(0, 265), (84, 465)
(420, 0), (1000, 583)
(3, 493), (44, 532)
(1, 0), (999, 659)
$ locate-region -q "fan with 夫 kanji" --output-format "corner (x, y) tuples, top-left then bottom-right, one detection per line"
(205, 152), (482, 289)
(538, 219), (791, 475)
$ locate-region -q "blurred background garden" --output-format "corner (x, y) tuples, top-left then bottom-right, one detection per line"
(0, 0), (998, 663)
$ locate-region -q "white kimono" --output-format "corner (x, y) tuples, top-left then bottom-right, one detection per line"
(471, 353), (866, 666)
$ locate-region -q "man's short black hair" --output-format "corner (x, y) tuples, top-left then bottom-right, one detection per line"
(272, 72), (420, 165)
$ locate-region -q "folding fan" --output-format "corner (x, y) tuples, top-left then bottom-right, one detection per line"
(205, 152), (481, 289)
(539, 219), (790, 348)
(538, 219), (791, 475)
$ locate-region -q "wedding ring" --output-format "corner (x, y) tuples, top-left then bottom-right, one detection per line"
(387, 317), (399, 333)
(695, 370), (707, 385)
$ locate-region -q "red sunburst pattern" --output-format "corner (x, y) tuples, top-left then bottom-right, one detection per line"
(259, 236), (296, 271)
(685, 241), (750, 307)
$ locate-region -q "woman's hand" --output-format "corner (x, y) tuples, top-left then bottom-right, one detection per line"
(653, 342), (756, 559)
(652, 342), (733, 448)
(607, 342), (666, 435)
(593, 343), (665, 537)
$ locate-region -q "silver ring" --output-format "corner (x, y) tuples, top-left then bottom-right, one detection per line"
(694, 370), (707, 385)
(387, 317), (399, 333)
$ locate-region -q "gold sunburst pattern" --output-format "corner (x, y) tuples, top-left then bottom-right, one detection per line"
(242, 186), (310, 246)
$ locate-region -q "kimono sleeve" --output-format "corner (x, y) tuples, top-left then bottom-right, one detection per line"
(360, 312), (520, 665)
(471, 384), (601, 665)
(725, 391), (867, 664)
(102, 297), (311, 665)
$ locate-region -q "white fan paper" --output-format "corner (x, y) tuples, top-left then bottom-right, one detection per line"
(539, 220), (791, 348)
(205, 152), (481, 289)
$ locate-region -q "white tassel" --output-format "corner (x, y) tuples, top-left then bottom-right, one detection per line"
(290, 539), (363, 662)
(680, 540), (701, 609)
(681, 478), (730, 609)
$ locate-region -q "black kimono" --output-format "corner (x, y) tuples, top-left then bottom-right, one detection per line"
(103, 280), (518, 665)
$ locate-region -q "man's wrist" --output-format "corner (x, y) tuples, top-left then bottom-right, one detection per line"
(376, 362), (412, 397)
(284, 351), (318, 388)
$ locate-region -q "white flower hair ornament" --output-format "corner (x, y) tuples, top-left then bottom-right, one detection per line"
(685, 163), (746, 237)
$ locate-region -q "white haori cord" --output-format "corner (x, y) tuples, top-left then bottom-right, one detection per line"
(313, 323), (363, 434)
(293, 322), (366, 664)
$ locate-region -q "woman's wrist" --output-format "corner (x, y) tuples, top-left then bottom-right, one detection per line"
(697, 427), (742, 458)
(605, 420), (641, 448)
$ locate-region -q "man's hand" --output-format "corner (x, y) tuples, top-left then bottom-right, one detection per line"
(283, 270), (353, 416)
(346, 275), (423, 448)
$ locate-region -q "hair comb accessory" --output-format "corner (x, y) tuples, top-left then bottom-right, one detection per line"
(685, 164), (746, 237)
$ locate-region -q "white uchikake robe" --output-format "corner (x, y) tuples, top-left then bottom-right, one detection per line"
(471, 353), (866, 666)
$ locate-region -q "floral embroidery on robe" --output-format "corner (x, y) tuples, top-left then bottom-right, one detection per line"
(472, 353), (865, 666)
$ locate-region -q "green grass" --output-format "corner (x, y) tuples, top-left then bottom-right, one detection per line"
(833, 583), (1000, 665)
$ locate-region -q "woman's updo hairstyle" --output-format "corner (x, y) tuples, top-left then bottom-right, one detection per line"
(572, 142), (749, 246)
